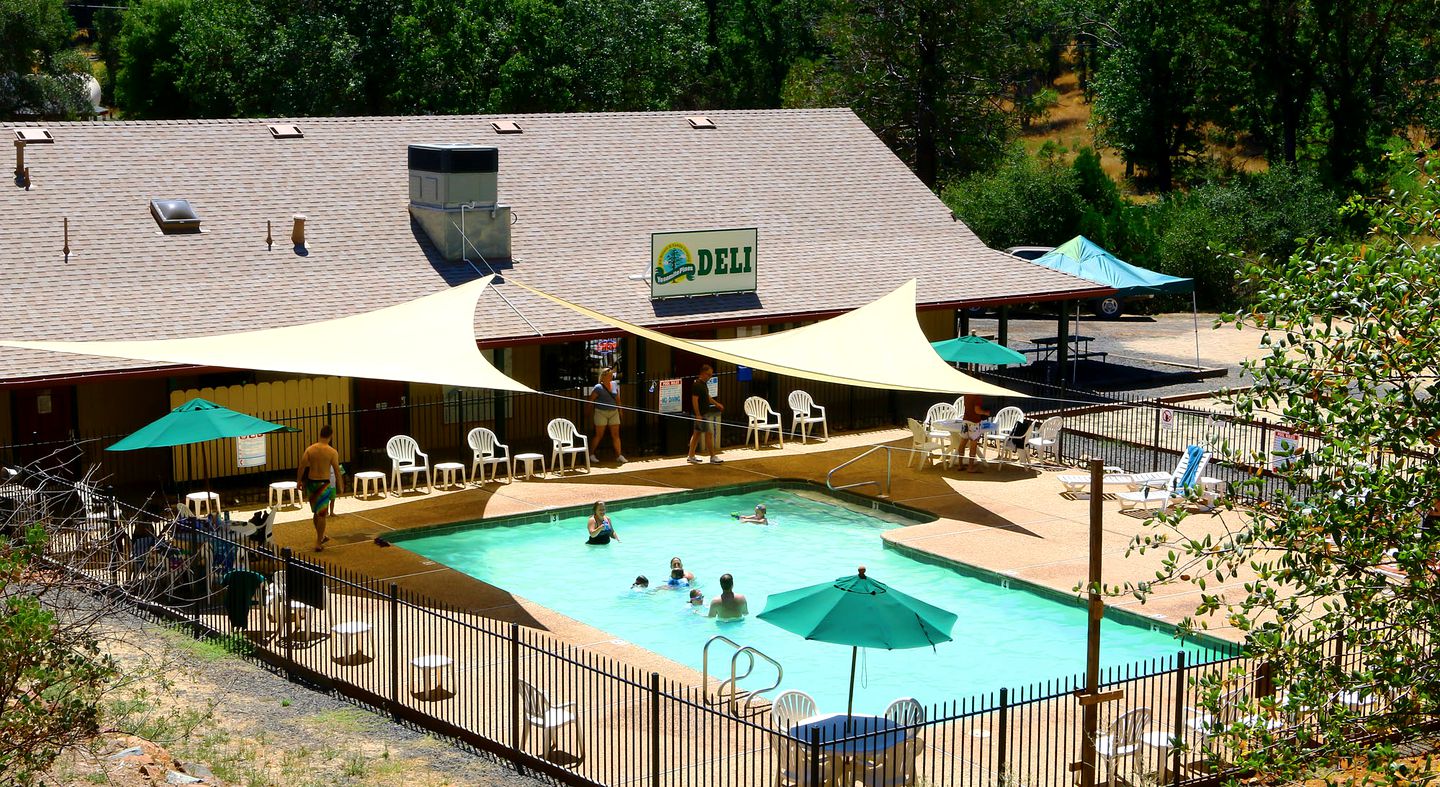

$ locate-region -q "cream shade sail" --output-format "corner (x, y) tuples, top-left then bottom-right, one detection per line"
(513, 279), (1024, 396)
(0, 276), (533, 392)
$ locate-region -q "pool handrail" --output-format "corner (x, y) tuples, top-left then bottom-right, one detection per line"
(827, 445), (894, 498)
(703, 634), (784, 716)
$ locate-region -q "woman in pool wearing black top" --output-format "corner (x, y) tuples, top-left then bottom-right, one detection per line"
(586, 501), (619, 545)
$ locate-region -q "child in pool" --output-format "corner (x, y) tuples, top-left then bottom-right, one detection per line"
(666, 556), (695, 587)
(733, 503), (768, 525)
(586, 501), (619, 545)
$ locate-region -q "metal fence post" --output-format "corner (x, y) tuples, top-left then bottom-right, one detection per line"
(389, 583), (400, 719)
(282, 548), (295, 678)
(1151, 402), (1163, 472)
(510, 623), (522, 757)
(809, 727), (822, 786)
(104, 484), (118, 584)
(650, 672), (662, 787)
(997, 687), (1009, 780)
(1171, 651), (1187, 787)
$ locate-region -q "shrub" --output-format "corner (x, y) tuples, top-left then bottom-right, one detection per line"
(942, 149), (1084, 249)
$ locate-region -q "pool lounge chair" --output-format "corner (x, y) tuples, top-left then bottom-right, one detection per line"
(1115, 446), (1212, 512)
(1056, 467), (1135, 497)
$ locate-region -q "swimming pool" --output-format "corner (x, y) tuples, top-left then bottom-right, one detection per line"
(395, 484), (1226, 713)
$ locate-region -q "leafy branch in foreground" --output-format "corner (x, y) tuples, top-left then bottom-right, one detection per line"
(1118, 161), (1440, 779)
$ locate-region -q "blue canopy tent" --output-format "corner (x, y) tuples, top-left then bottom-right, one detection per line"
(1029, 236), (1201, 367)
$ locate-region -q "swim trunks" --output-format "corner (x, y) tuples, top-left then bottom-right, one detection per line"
(305, 478), (335, 514)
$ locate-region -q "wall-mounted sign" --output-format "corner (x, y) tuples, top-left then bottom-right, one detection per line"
(1158, 408), (1175, 431)
(1271, 430), (1301, 469)
(236, 434), (267, 468)
(658, 379), (684, 413)
(651, 228), (758, 299)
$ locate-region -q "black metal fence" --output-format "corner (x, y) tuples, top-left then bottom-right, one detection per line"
(25, 476), (1403, 787)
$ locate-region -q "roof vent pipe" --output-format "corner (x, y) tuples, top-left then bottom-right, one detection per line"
(291, 214), (306, 249)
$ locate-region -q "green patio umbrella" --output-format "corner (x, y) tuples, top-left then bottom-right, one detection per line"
(108, 398), (296, 494)
(758, 566), (957, 726)
(930, 335), (1026, 366)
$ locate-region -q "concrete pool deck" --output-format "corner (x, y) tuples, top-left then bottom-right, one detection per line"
(257, 426), (1254, 684)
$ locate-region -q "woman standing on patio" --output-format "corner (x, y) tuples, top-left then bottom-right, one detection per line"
(588, 367), (626, 464)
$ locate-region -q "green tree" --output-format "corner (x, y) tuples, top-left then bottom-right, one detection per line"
(941, 148), (1083, 249)
(0, 527), (118, 783)
(390, 0), (504, 113)
(1085, 0), (1240, 190)
(115, 0), (196, 118)
(0, 0), (73, 74)
(803, 0), (1040, 188)
(1125, 164), (1440, 777)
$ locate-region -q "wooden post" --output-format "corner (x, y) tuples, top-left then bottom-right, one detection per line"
(1080, 458), (1104, 785)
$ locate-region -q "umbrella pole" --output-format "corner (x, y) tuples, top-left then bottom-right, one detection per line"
(1192, 291), (1201, 369)
(846, 645), (858, 732)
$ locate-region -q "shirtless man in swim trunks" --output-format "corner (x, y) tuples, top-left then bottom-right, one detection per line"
(297, 425), (343, 552)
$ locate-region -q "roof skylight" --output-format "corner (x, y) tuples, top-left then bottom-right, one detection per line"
(491, 120), (523, 134)
(150, 199), (202, 233)
(268, 124), (303, 139)
(686, 116), (716, 130)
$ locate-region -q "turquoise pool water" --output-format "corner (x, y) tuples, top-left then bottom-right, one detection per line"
(396, 487), (1223, 713)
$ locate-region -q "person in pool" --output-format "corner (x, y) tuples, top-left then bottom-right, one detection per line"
(733, 503), (768, 525)
(631, 575), (649, 591)
(707, 573), (749, 620)
(665, 556), (695, 587)
(586, 501), (619, 545)
(688, 588), (705, 607)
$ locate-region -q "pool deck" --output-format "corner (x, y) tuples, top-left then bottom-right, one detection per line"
(257, 428), (1255, 686)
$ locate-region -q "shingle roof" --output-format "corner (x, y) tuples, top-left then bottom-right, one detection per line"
(0, 109), (1106, 381)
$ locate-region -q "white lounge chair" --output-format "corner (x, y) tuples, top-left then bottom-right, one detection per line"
(771, 689), (817, 730)
(787, 390), (829, 443)
(547, 418), (591, 475)
(386, 435), (431, 494)
(1116, 446), (1212, 511)
(467, 426), (511, 484)
(1096, 707), (1149, 785)
(1025, 416), (1062, 466)
(518, 678), (586, 762)
(743, 397), (785, 449)
(1056, 467), (1136, 497)
(906, 419), (944, 470)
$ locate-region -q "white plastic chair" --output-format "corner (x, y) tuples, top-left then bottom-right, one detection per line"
(518, 679), (586, 761)
(467, 427), (511, 484)
(906, 419), (944, 470)
(1025, 416), (1063, 466)
(952, 396), (966, 417)
(923, 402), (958, 442)
(883, 696), (926, 727)
(787, 390), (829, 443)
(858, 734), (924, 787)
(771, 689), (817, 730)
(547, 418), (591, 475)
(772, 734), (834, 786)
(743, 397), (785, 449)
(1096, 707), (1150, 785)
(980, 406), (1025, 458)
(386, 435), (431, 494)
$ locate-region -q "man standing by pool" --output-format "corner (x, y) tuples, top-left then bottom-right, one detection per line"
(686, 363), (725, 464)
(297, 425), (343, 552)
(708, 573), (749, 619)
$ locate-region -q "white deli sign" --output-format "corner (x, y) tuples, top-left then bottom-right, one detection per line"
(236, 434), (267, 468)
(658, 379), (685, 413)
(651, 228), (758, 299)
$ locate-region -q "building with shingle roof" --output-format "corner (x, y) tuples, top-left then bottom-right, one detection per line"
(0, 109), (1105, 486)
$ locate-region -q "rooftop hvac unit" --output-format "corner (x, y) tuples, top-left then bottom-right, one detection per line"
(408, 144), (498, 208)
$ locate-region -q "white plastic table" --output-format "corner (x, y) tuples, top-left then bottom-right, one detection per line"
(434, 461), (466, 489)
(352, 471), (387, 498)
(514, 453), (546, 480)
(186, 491), (221, 517)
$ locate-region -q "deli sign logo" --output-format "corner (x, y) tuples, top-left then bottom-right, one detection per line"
(650, 228), (758, 299)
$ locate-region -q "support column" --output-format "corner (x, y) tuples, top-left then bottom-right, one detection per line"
(493, 348), (508, 444)
(634, 336), (649, 455)
(998, 305), (1009, 347)
(956, 308), (969, 338)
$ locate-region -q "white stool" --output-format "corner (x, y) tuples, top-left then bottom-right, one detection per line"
(514, 453), (546, 480)
(185, 491), (221, 517)
(352, 471), (387, 499)
(410, 653), (455, 697)
(269, 481), (302, 510)
(330, 620), (375, 664)
(434, 462), (466, 489)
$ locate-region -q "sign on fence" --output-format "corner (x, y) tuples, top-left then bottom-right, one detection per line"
(236, 434), (267, 468)
(658, 379), (684, 413)
(1271, 430), (1301, 469)
(1159, 408), (1176, 431)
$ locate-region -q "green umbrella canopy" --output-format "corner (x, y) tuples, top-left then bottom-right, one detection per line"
(930, 336), (1027, 367)
(758, 566), (956, 649)
(107, 398), (295, 451)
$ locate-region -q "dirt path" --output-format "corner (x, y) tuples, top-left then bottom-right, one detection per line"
(48, 611), (545, 787)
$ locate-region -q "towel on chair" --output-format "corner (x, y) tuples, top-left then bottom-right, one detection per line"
(221, 569), (266, 628)
(1177, 445), (1205, 491)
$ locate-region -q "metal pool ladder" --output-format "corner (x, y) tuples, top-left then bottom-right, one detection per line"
(703, 635), (783, 716)
(826, 445), (894, 498)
